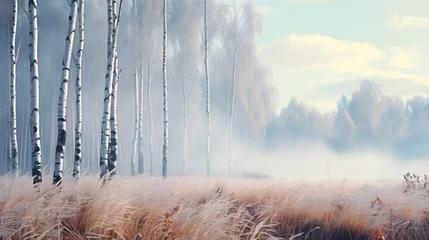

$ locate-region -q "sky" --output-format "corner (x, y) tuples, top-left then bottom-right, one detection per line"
(254, 0), (429, 113)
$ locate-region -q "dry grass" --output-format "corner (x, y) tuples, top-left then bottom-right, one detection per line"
(0, 175), (429, 239)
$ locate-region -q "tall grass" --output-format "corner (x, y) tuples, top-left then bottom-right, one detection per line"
(0, 175), (428, 239)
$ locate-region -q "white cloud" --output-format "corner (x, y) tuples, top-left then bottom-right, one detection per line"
(388, 46), (421, 69)
(387, 14), (429, 31)
(258, 33), (429, 111)
(255, 5), (272, 16)
(258, 34), (385, 73)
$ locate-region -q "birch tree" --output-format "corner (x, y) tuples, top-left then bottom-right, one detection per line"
(131, 68), (138, 175)
(29, 0), (42, 184)
(203, 0), (211, 176)
(100, 0), (113, 179)
(53, 0), (79, 185)
(139, 4), (162, 176)
(73, 0), (85, 179)
(162, 0), (168, 178)
(108, 53), (119, 177)
(227, 0), (250, 174)
(100, 0), (122, 178)
(138, 60), (144, 174)
(146, 32), (161, 176)
(108, 0), (121, 176)
(9, 0), (18, 176)
(147, 57), (154, 175)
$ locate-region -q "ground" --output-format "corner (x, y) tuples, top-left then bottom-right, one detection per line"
(0, 175), (428, 239)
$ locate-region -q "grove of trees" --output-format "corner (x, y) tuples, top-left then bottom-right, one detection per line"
(1, 0), (275, 183)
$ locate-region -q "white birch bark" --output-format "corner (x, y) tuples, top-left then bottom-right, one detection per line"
(9, 0), (18, 176)
(108, 50), (119, 176)
(227, 50), (236, 175)
(203, 0), (211, 176)
(147, 58), (154, 175)
(131, 68), (138, 176)
(100, 0), (116, 178)
(138, 60), (144, 174)
(73, 0), (85, 179)
(53, 0), (79, 185)
(182, 54), (187, 175)
(107, 0), (113, 63)
(29, 0), (42, 184)
(108, 0), (119, 175)
(162, 0), (168, 177)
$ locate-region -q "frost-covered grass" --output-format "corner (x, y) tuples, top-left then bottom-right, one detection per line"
(0, 175), (428, 239)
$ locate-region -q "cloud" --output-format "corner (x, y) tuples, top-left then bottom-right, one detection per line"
(258, 34), (428, 112)
(258, 34), (385, 73)
(388, 46), (420, 69)
(266, 79), (429, 161)
(387, 13), (429, 31)
(254, 5), (272, 16)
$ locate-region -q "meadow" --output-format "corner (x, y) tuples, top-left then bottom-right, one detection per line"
(0, 174), (428, 240)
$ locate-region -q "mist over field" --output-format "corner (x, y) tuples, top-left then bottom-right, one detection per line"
(0, 1), (429, 181)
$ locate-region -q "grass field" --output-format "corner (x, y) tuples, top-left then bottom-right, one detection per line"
(0, 175), (428, 239)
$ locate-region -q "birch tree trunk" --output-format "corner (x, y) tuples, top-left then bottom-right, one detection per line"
(227, 50), (236, 175)
(29, 0), (42, 184)
(108, 51), (119, 177)
(10, 0), (18, 176)
(108, 0), (120, 176)
(162, 0), (168, 178)
(147, 59), (154, 175)
(73, 0), (85, 179)
(107, 0), (113, 61)
(203, 0), (211, 176)
(138, 60), (144, 174)
(100, 0), (115, 178)
(131, 68), (138, 176)
(53, 0), (79, 185)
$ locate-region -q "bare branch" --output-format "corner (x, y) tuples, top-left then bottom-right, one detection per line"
(18, 3), (29, 18)
(15, 36), (24, 63)
(116, 0), (124, 29)
(71, 52), (79, 68)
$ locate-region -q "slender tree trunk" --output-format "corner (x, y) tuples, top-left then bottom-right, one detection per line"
(227, 51), (237, 175)
(73, 0), (85, 179)
(147, 59), (154, 175)
(29, 0), (42, 185)
(204, 0), (211, 176)
(138, 59), (144, 174)
(107, 0), (113, 62)
(53, 0), (78, 185)
(162, 0), (168, 178)
(131, 68), (138, 176)
(108, 50), (119, 177)
(182, 54), (187, 175)
(100, 0), (115, 178)
(10, 0), (18, 176)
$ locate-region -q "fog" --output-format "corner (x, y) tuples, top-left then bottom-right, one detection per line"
(0, 0), (428, 180)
